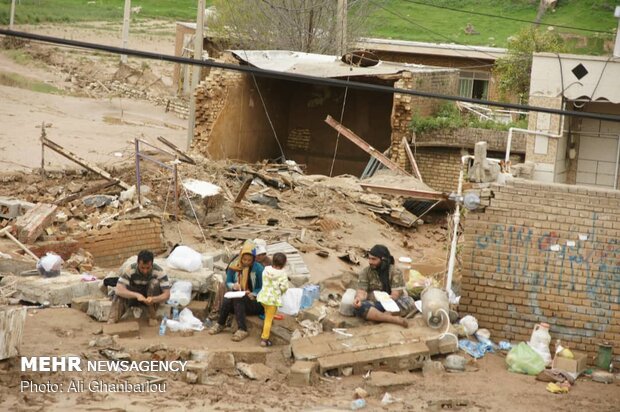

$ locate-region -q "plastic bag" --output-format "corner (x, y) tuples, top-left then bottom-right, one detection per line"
(168, 280), (193, 307)
(166, 246), (203, 272)
(37, 252), (63, 277)
(165, 308), (204, 332)
(278, 288), (303, 316)
(405, 270), (435, 299)
(459, 315), (479, 336)
(506, 342), (545, 375)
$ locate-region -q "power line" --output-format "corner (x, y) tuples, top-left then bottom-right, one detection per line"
(1, 29), (619, 124)
(400, 0), (612, 34)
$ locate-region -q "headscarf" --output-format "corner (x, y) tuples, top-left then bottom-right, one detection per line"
(228, 240), (256, 291)
(369, 244), (394, 295)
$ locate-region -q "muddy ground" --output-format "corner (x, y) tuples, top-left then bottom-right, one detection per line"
(1, 20), (619, 412)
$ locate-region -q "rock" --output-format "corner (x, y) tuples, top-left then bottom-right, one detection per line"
(207, 352), (235, 371)
(364, 371), (416, 395)
(89, 335), (117, 348)
(236, 362), (274, 382)
(423, 360), (445, 377)
(354, 387), (368, 398)
(288, 361), (318, 386)
(444, 354), (467, 372)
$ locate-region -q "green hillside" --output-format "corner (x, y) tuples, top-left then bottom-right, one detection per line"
(0, 0), (617, 54)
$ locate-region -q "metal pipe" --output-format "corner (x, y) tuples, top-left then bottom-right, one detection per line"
(505, 127), (564, 164)
(135, 139), (141, 206)
(445, 155), (474, 293)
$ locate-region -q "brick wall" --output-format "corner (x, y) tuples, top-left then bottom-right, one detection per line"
(391, 69), (460, 168)
(75, 218), (165, 268)
(414, 147), (523, 193)
(414, 128), (527, 154)
(460, 179), (620, 363)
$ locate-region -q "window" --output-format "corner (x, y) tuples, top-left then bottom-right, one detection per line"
(458, 71), (490, 100)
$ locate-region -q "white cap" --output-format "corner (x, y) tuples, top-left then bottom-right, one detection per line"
(255, 245), (267, 255)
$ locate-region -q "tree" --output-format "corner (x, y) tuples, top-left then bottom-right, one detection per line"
(494, 27), (564, 103)
(209, 0), (378, 55)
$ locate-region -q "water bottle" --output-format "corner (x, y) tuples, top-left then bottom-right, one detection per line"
(159, 316), (167, 336)
(350, 399), (366, 410)
(172, 306), (179, 321)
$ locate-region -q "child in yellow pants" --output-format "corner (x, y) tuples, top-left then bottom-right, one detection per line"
(256, 253), (289, 347)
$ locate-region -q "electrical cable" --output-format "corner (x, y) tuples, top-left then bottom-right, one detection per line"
(400, 0), (613, 34)
(329, 76), (350, 177)
(1, 29), (620, 123)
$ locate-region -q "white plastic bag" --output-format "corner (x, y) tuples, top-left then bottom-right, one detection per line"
(165, 308), (204, 332)
(37, 252), (63, 277)
(168, 280), (193, 307)
(166, 246), (203, 272)
(459, 315), (479, 336)
(278, 288), (303, 316)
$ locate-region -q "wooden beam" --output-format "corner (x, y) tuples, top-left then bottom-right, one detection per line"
(402, 137), (423, 183)
(0, 227), (39, 261)
(54, 180), (121, 205)
(157, 136), (196, 165)
(324, 115), (411, 176)
(234, 177), (253, 203)
(359, 183), (448, 202)
(41, 136), (131, 190)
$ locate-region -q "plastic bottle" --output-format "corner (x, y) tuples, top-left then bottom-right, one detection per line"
(350, 398), (366, 410)
(172, 306), (180, 321)
(528, 323), (551, 366)
(159, 316), (168, 336)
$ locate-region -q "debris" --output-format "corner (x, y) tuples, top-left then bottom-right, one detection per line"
(289, 361), (318, 386)
(234, 177), (254, 203)
(55, 180), (120, 205)
(354, 387), (368, 399)
(546, 382), (570, 394)
(249, 193), (280, 208)
(591, 370), (615, 384)
(364, 371), (417, 395)
(444, 354), (467, 372)
(87, 299), (112, 322)
(219, 223), (302, 241)
(0, 306), (27, 360)
(381, 392), (402, 405)
(402, 137), (423, 182)
(3, 273), (105, 306)
(0, 227), (39, 261)
(184, 361), (208, 384)
(83, 195), (117, 208)
(88, 334), (118, 348)
(157, 136), (195, 165)
(423, 360), (445, 377)
(99, 349), (131, 361)
(235, 362), (274, 382)
(12, 203), (58, 244)
(338, 251), (360, 265)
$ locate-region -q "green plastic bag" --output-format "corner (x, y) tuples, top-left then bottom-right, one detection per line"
(505, 342), (545, 375)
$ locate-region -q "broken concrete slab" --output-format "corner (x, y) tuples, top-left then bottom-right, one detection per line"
(0, 306), (27, 360)
(206, 351), (235, 372)
(0, 257), (34, 275)
(13, 203), (58, 244)
(288, 361), (318, 386)
(236, 362), (274, 382)
(1, 273), (105, 306)
(317, 341), (430, 376)
(322, 312), (365, 331)
(229, 348), (268, 365)
(72, 295), (104, 313)
(102, 321), (140, 338)
(87, 299), (112, 322)
(364, 371), (417, 395)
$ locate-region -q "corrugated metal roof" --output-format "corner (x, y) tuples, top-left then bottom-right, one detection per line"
(353, 38), (507, 61)
(230, 50), (457, 78)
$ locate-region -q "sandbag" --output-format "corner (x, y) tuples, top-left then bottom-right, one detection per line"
(166, 246), (203, 272)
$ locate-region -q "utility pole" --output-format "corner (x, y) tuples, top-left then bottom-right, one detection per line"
(9, 0), (16, 30)
(336, 0), (347, 56)
(121, 0), (131, 64)
(614, 6), (620, 58)
(186, 0), (205, 150)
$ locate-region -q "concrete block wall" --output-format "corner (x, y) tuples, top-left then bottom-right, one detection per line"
(460, 179), (620, 363)
(75, 218), (165, 268)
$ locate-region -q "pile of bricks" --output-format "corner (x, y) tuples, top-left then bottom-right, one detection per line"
(75, 218), (165, 268)
(460, 179), (620, 362)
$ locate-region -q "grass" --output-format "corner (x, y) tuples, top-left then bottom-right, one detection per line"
(0, 70), (63, 94)
(367, 0), (617, 54)
(0, 0), (616, 54)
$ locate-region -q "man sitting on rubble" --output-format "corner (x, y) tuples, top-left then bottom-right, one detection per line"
(107, 250), (171, 326)
(353, 244), (412, 328)
(209, 241), (264, 342)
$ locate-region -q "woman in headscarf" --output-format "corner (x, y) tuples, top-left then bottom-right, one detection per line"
(352, 244), (412, 327)
(208, 240), (264, 341)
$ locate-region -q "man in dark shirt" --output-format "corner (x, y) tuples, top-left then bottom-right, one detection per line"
(108, 250), (171, 325)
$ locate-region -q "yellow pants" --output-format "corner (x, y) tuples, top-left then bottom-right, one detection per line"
(261, 304), (277, 340)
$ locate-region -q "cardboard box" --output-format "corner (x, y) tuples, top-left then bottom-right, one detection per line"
(552, 351), (588, 374)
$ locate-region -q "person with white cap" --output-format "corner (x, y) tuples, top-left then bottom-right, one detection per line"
(253, 238), (272, 267)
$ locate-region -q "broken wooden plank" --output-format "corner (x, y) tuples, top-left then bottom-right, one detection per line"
(12, 203), (58, 245)
(54, 180), (121, 206)
(157, 136), (196, 165)
(402, 137), (423, 183)
(0, 227), (39, 261)
(234, 177), (254, 203)
(0, 306), (27, 360)
(41, 136), (130, 190)
(324, 115), (411, 176)
(359, 183), (448, 202)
